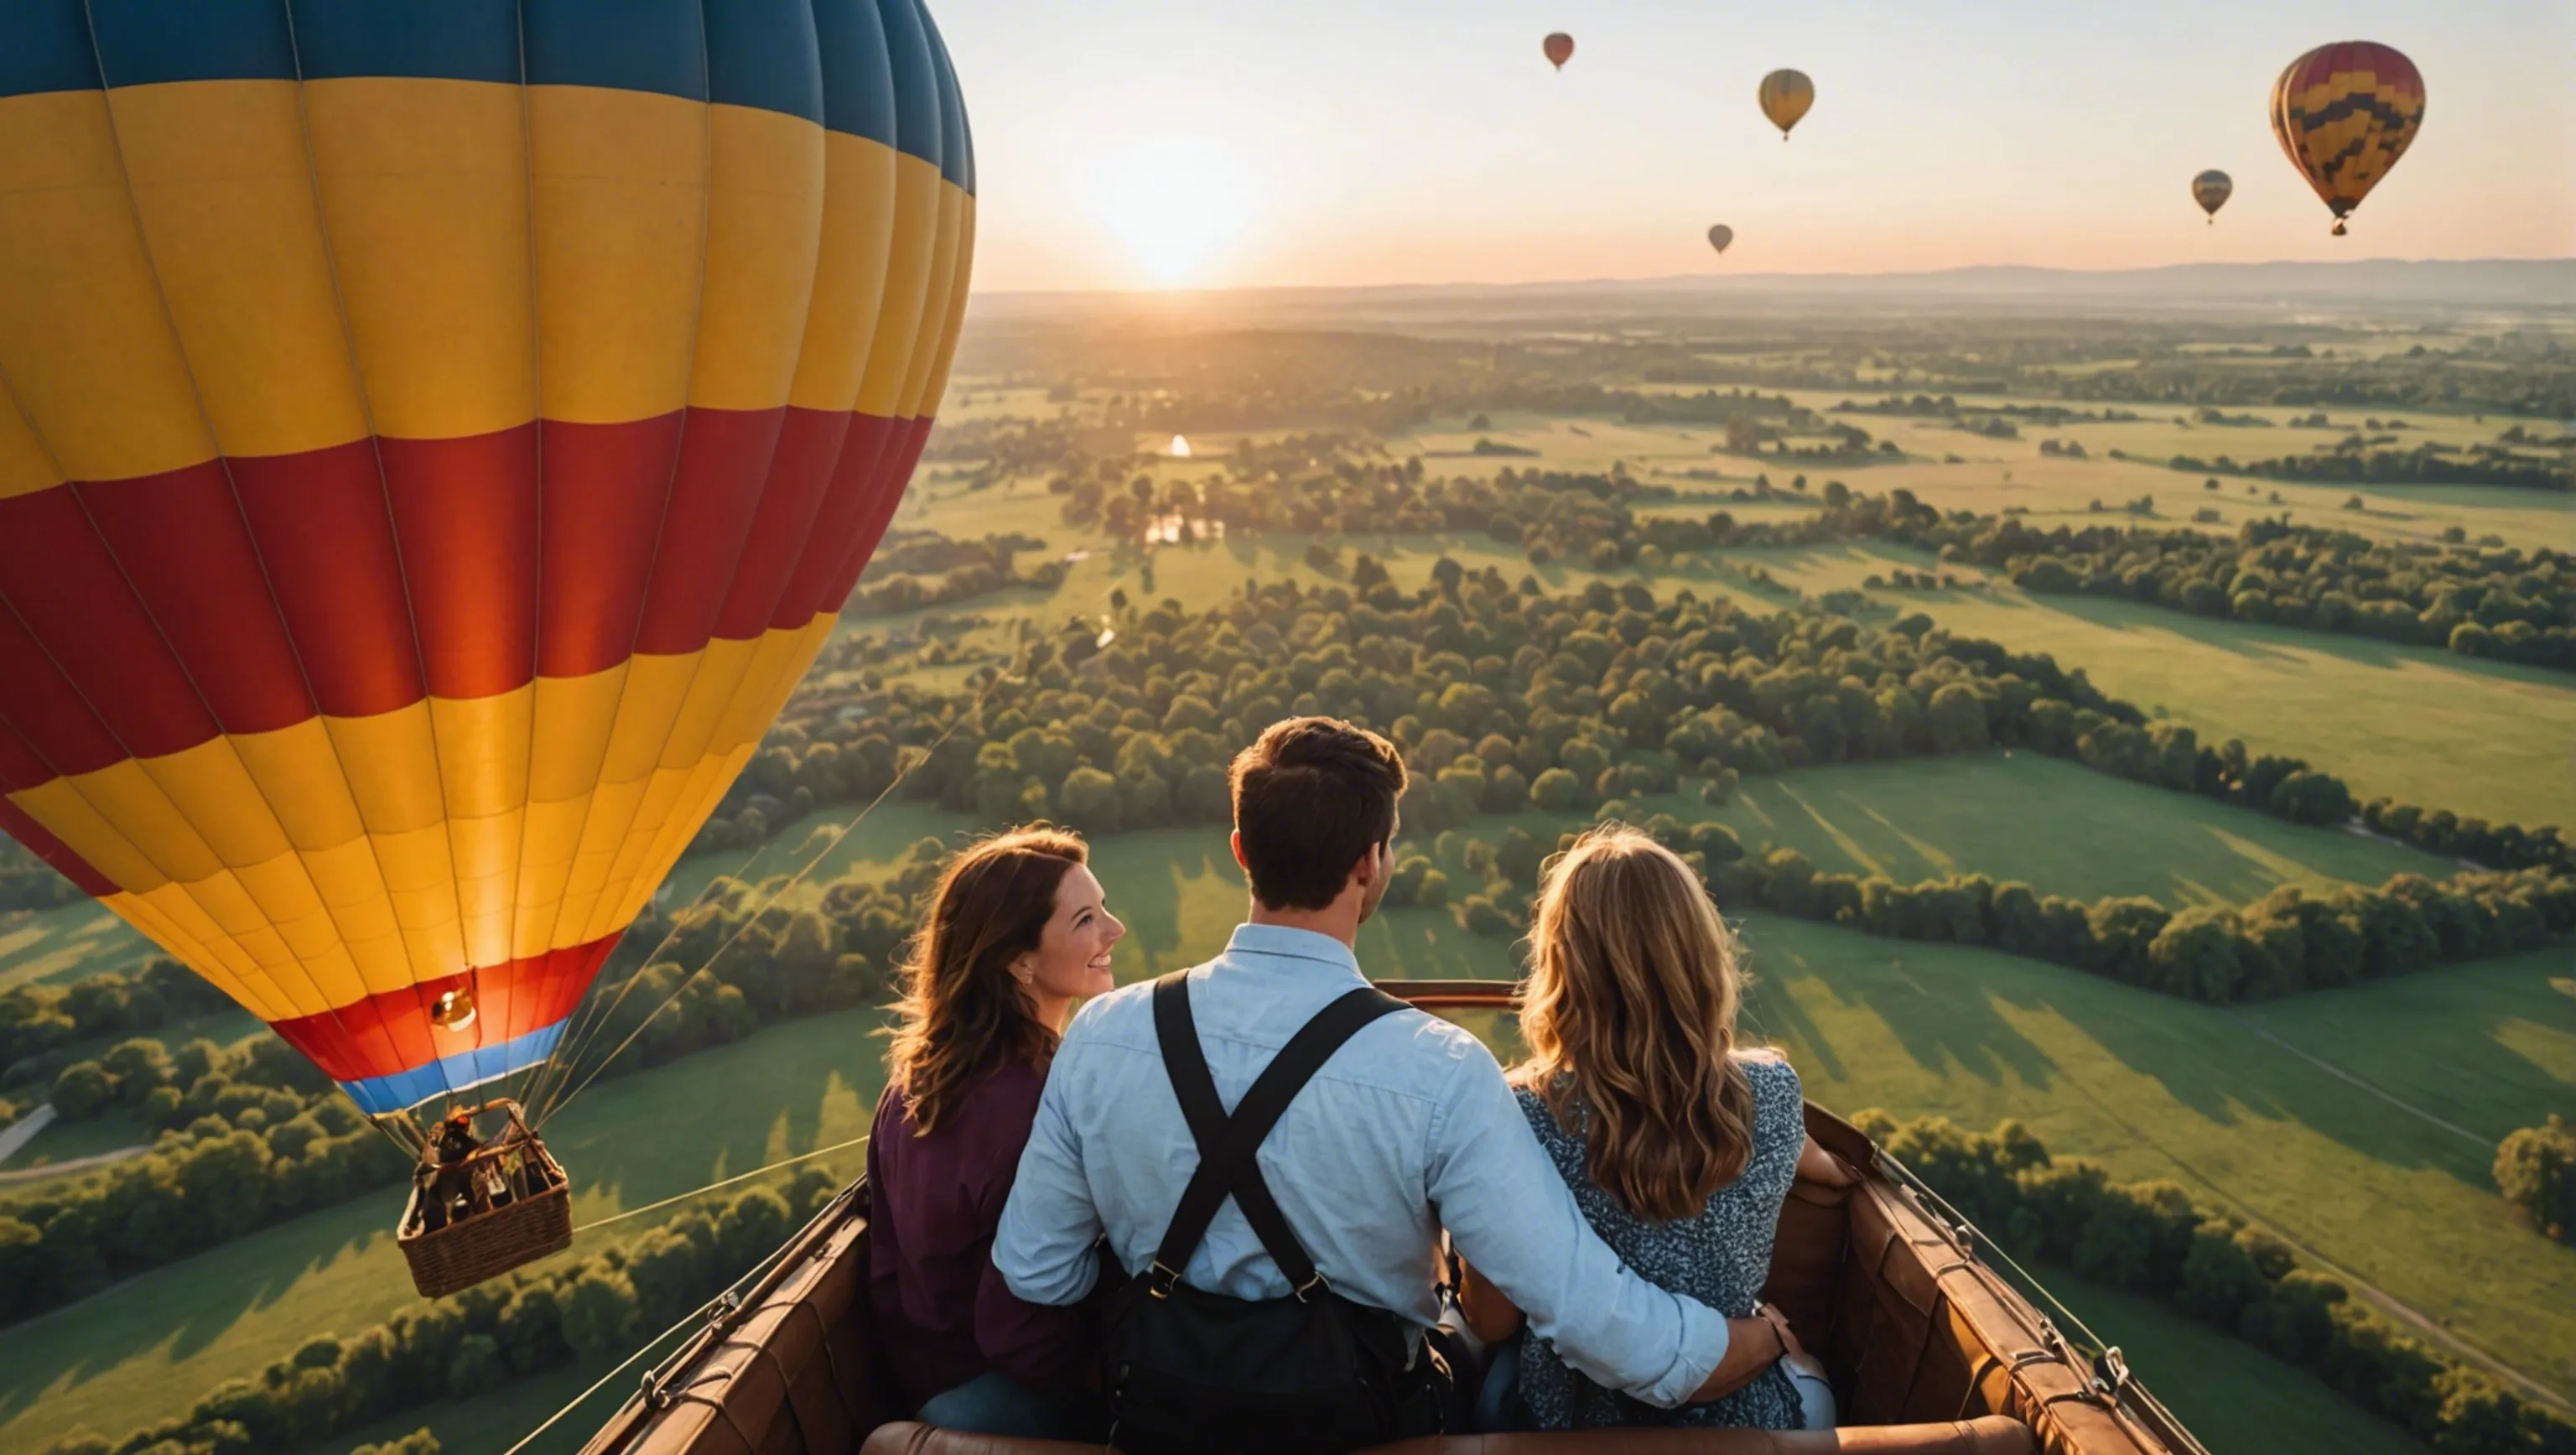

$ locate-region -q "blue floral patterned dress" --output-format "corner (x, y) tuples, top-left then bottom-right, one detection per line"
(1512, 1054), (1805, 1432)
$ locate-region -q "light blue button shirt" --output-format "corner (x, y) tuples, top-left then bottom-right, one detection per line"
(994, 923), (1731, 1408)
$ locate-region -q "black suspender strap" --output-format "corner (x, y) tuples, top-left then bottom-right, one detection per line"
(1147, 970), (1408, 1302)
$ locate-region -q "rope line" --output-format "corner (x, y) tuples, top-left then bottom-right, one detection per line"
(533, 666), (1010, 1127)
(573, 1133), (871, 1235)
(505, 1169), (863, 1454)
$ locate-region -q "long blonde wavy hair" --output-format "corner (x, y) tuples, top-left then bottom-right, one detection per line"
(1515, 824), (1759, 1223)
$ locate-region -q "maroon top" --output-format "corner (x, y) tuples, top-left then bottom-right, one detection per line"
(866, 1061), (1099, 1405)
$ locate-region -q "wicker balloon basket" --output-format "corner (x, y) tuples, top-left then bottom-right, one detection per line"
(397, 1099), (574, 1299)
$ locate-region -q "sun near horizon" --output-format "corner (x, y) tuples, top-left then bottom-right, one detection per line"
(944, 0), (2573, 293)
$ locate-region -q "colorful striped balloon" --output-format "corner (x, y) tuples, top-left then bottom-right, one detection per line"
(0, 0), (974, 1118)
(2270, 41), (2423, 235)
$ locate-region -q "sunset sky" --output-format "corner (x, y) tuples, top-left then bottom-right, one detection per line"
(937, 0), (2576, 293)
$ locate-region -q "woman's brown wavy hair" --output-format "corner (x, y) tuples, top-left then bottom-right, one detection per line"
(1515, 824), (1758, 1223)
(886, 826), (1088, 1135)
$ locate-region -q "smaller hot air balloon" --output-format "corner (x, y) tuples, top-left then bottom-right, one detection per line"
(1759, 69), (1814, 138)
(2192, 169), (2233, 223)
(1706, 225), (1734, 256)
(2271, 41), (2423, 235)
(1544, 33), (1574, 70)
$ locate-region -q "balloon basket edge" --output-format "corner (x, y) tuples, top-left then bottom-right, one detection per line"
(397, 1099), (574, 1299)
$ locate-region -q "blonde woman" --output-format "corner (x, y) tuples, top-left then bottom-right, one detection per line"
(1455, 825), (1830, 1432)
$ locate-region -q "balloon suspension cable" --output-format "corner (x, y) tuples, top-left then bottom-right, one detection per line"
(510, 815), (808, 1121)
(501, 1176), (859, 1455)
(571, 1130), (871, 1236)
(367, 1109), (428, 1160)
(527, 657), (1021, 1129)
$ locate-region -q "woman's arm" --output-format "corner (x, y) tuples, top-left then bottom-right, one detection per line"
(1452, 1251), (1524, 1342)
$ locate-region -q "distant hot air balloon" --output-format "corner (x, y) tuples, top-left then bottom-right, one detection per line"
(2271, 42), (2423, 235)
(1707, 225), (1735, 256)
(1545, 33), (1575, 71)
(0, 0), (976, 1156)
(1759, 69), (1814, 138)
(2193, 170), (2234, 222)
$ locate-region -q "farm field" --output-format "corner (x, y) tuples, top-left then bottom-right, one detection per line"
(1707, 543), (2576, 829)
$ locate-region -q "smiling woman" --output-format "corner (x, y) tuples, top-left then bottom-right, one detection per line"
(1090, 135), (1262, 287)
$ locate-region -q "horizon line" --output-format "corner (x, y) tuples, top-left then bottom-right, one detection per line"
(969, 255), (2576, 302)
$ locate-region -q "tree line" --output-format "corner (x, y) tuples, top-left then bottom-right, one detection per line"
(0, 855), (930, 1328)
(842, 528), (1069, 619)
(1882, 504), (2574, 672)
(1, 959), (237, 1089)
(34, 1169), (844, 1455)
(2173, 443), (2572, 493)
(1870, 1111), (2575, 1455)
(688, 567), (2564, 978)
(1, 1039), (408, 1322)
(1414, 814), (2568, 1005)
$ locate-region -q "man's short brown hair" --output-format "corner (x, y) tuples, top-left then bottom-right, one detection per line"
(1230, 717), (1408, 911)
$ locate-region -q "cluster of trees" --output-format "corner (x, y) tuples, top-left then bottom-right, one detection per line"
(2495, 1116), (2575, 1245)
(0, 839), (83, 912)
(2210, 443), (2572, 493)
(1714, 845), (2568, 1003)
(839, 567), (2160, 845)
(566, 852), (928, 1078)
(1424, 812), (2568, 1005)
(1880, 507), (2575, 673)
(740, 561), (2564, 902)
(844, 529), (1067, 619)
(0, 849), (937, 1326)
(36, 1169), (844, 1455)
(0, 959), (235, 1085)
(0, 1050), (408, 1322)
(46, 1028), (324, 1125)
(2044, 345), (2573, 419)
(1866, 1111), (2576, 1455)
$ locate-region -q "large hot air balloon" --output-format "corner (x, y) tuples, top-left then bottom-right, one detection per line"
(2271, 42), (2423, 235)
(1544, 33), (1575, 71)
(2192, 169), (2233, 222)
(1706, 225), (1734, 256)
(1759, 69), (1814, 138)
(0, 0), (974, 1161)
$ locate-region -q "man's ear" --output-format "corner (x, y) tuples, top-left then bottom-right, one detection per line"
(1230, 829), (1249, 873)
(1354, 839), (1389, 888)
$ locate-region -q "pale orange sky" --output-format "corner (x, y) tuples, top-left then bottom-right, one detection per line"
(936, 0), (2576, 292)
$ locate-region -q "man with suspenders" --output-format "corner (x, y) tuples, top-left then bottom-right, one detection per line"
(996, 718), (1789, 1452)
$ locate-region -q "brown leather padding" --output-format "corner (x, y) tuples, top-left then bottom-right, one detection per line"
(589, 1104), (2194, 1455)
(1773, 1109), (2174, 1455)
(856, 1416), (2035, 1454)
(593, 1210), (891, 1455)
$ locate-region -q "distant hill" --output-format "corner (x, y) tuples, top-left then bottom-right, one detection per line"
(973, 258), (2575, 325)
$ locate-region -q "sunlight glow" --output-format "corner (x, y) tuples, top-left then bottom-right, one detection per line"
(1091, 137), (1259, 287)
(1170, 434), (1192, 457)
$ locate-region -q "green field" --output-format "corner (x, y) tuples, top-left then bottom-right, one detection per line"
(0, 903), (157, 992)
(1628, 753), (2447, 907)
(1377, 401), (2575, 553)
(0, 1007), (892, 1453)
(1716, 542), (2576, 830)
